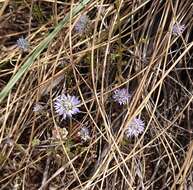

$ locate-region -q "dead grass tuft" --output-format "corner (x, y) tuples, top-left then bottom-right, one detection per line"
(0, 0), (193, 189)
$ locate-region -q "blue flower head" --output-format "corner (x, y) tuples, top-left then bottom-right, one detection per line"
(17, 36), (29, 52)
(172, 23), (185, 35)
(125, 117), (145, 138)
(74, 15), (89, 34)
(54, 94), (81, 120)
(113, 88), (131, 105)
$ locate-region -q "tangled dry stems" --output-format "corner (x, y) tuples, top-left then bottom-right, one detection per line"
(0, 0), (193, 189)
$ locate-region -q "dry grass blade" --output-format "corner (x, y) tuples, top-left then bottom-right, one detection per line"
(0, 0), (92, 103)
(0, 0), (193, 189)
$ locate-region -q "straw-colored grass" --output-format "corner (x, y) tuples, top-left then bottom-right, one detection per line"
(0, 0), (193, 189)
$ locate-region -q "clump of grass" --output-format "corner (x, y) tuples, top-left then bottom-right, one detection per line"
(0, 0), (193, 189)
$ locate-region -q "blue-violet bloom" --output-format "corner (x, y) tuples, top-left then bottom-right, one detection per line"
(172, 23), (185, 35)
(74, 15), (89, 34)
(113, 88), (131, 105)
(16, 36), (29, 52)
(54, 94), (81, 119)
(125, 117), (145, 138)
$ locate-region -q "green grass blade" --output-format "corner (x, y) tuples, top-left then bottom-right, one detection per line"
(0, 0), (92, 103)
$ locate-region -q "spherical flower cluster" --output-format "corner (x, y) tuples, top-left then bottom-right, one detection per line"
(54, 94), (81, 120)
(125, 117), (145, 138)
(74, 15), (89, 34)
(113, 88), (131, 105)
(16, 36), (29, 52)
(172, 23), (185, 35)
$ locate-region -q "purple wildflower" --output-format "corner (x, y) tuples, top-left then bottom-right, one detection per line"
(113, 88), (131, 105)
(74, 15), (89, 33)
(78, 127), (90, 142)
(54, 94), (81, 119)
(16, 36), (29, 52)
(172, 23), (185, 35)
(125, 117), (145, 138)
